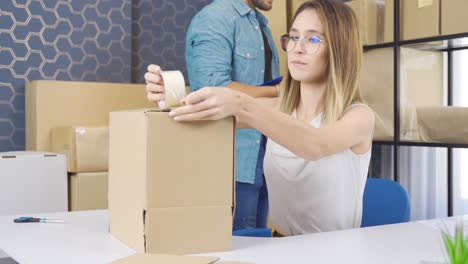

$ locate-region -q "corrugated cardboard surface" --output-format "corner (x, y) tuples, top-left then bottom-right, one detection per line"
(109, 109), (234, 255)
(25, 80), (153, 151)
(109, 110), (147, 253)
(145, 114), (233, 208)
(345, 0), (378, 45)
(401, 0), (440, 40)
(361, 47), (443, 141)
(145, 206), (232, 254)
(442, 0), (468, 35)
(417, 107), (468, 143)
(111, 253), (219, 264)
(69, 172), (108, 211)
(51, 126), (109, 173)
(383, 0), (394, 43)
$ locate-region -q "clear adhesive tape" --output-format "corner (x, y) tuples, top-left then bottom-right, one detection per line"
(160, 70), (186, 109)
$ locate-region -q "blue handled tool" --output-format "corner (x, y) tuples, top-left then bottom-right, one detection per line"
(14, 216), (65, 223)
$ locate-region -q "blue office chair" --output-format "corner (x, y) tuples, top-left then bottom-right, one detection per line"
(361, 177), (410, 227)
(232, 228), (272, 237)
(233, 178), (410, 236)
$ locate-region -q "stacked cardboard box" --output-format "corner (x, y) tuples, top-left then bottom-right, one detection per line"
(26, 80), (154, 211)
(402, 0), (468, 40)
(361, 47), (443, 141)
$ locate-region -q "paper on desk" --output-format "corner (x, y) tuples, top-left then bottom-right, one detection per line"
(111, 253), (219, 264)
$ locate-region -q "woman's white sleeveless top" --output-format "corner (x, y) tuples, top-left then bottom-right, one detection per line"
(263, 105), (372, 236)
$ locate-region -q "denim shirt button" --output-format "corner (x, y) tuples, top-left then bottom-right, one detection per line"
(256, 140), (260, 144)
(255, 26), (259, 30)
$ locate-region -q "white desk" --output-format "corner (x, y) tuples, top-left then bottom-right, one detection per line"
(0, 210), (452, 264)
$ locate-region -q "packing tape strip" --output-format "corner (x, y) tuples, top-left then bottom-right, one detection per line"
(160, 70), (186, 109)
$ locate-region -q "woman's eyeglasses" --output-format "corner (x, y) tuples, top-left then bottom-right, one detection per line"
(280, 33), (326, 55)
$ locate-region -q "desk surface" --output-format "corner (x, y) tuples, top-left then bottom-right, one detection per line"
(0, 210), (453, 264)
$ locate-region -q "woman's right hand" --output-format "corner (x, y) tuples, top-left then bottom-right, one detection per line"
(144, 64), (165, 107)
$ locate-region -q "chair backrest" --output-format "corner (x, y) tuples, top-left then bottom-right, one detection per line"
(361, 178), (410, 227)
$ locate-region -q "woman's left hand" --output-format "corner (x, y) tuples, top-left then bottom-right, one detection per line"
(169, 87), (244, 121)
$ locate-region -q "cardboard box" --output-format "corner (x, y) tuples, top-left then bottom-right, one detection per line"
(382, 0), (394, 43)
(51, 126), (109, 173)
(442, 0), (468, 35)
(361, 48), (394, 140)
(345, 0), (378, 45)
(69, 172), (108, 211)
(112, 254), (219, 264)
(109, 109), (235, 255)
(361, 47), (443, 141)
(417, 107), (468, 143)
(401, 0), (440, 40)
(25, 80), (154, 152)
(0, 151), (67, 215)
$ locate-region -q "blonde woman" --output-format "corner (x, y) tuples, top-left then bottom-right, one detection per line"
(145, 0), (374, 236)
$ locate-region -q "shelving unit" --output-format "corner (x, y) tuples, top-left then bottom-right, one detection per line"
(363, 0), (468, 217)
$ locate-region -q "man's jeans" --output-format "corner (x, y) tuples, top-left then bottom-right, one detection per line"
(233, 135), (269, 230)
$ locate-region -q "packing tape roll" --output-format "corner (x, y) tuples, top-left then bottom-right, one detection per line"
(160, 70), (186, 109)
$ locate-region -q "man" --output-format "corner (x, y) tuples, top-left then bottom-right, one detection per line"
(186, 0), (280, 230)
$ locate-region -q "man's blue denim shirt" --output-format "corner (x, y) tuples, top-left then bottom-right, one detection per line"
(186, 0), (280, 183)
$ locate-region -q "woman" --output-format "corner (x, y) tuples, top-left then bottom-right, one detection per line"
(145, 0), (374, 236)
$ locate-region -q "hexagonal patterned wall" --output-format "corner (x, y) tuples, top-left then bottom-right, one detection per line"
(0, 0), (209, 152)
(131, 0), (211, 83)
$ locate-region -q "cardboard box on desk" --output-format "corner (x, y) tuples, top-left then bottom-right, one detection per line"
(51, 126), (109, 173)
(442, 0), (468, 35)
(401, 0), (440, 40)
(25, 80), (154, 152)
(109, 109), (235, 255)
(69, 172), (108, 211)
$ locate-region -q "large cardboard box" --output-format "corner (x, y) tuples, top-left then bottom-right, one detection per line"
(51, 126), (109, 173)
(0, 151), (67, 215)
(345, 0), (378, 45)
(361, 47), (443, 141)
(109, 109), (235, 255)
(382, 0), (394, 43)
(417, 107), (468, 143)
(401, 0), (440, 40)
(25, 80), (153, 152)
(69, 172), (108, 211)
(441, 0), (468, 35)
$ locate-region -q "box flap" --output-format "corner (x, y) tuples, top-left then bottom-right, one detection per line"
(111, 253), (219, 264)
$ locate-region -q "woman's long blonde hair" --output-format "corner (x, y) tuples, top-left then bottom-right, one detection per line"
(279, 0), (363, 124)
